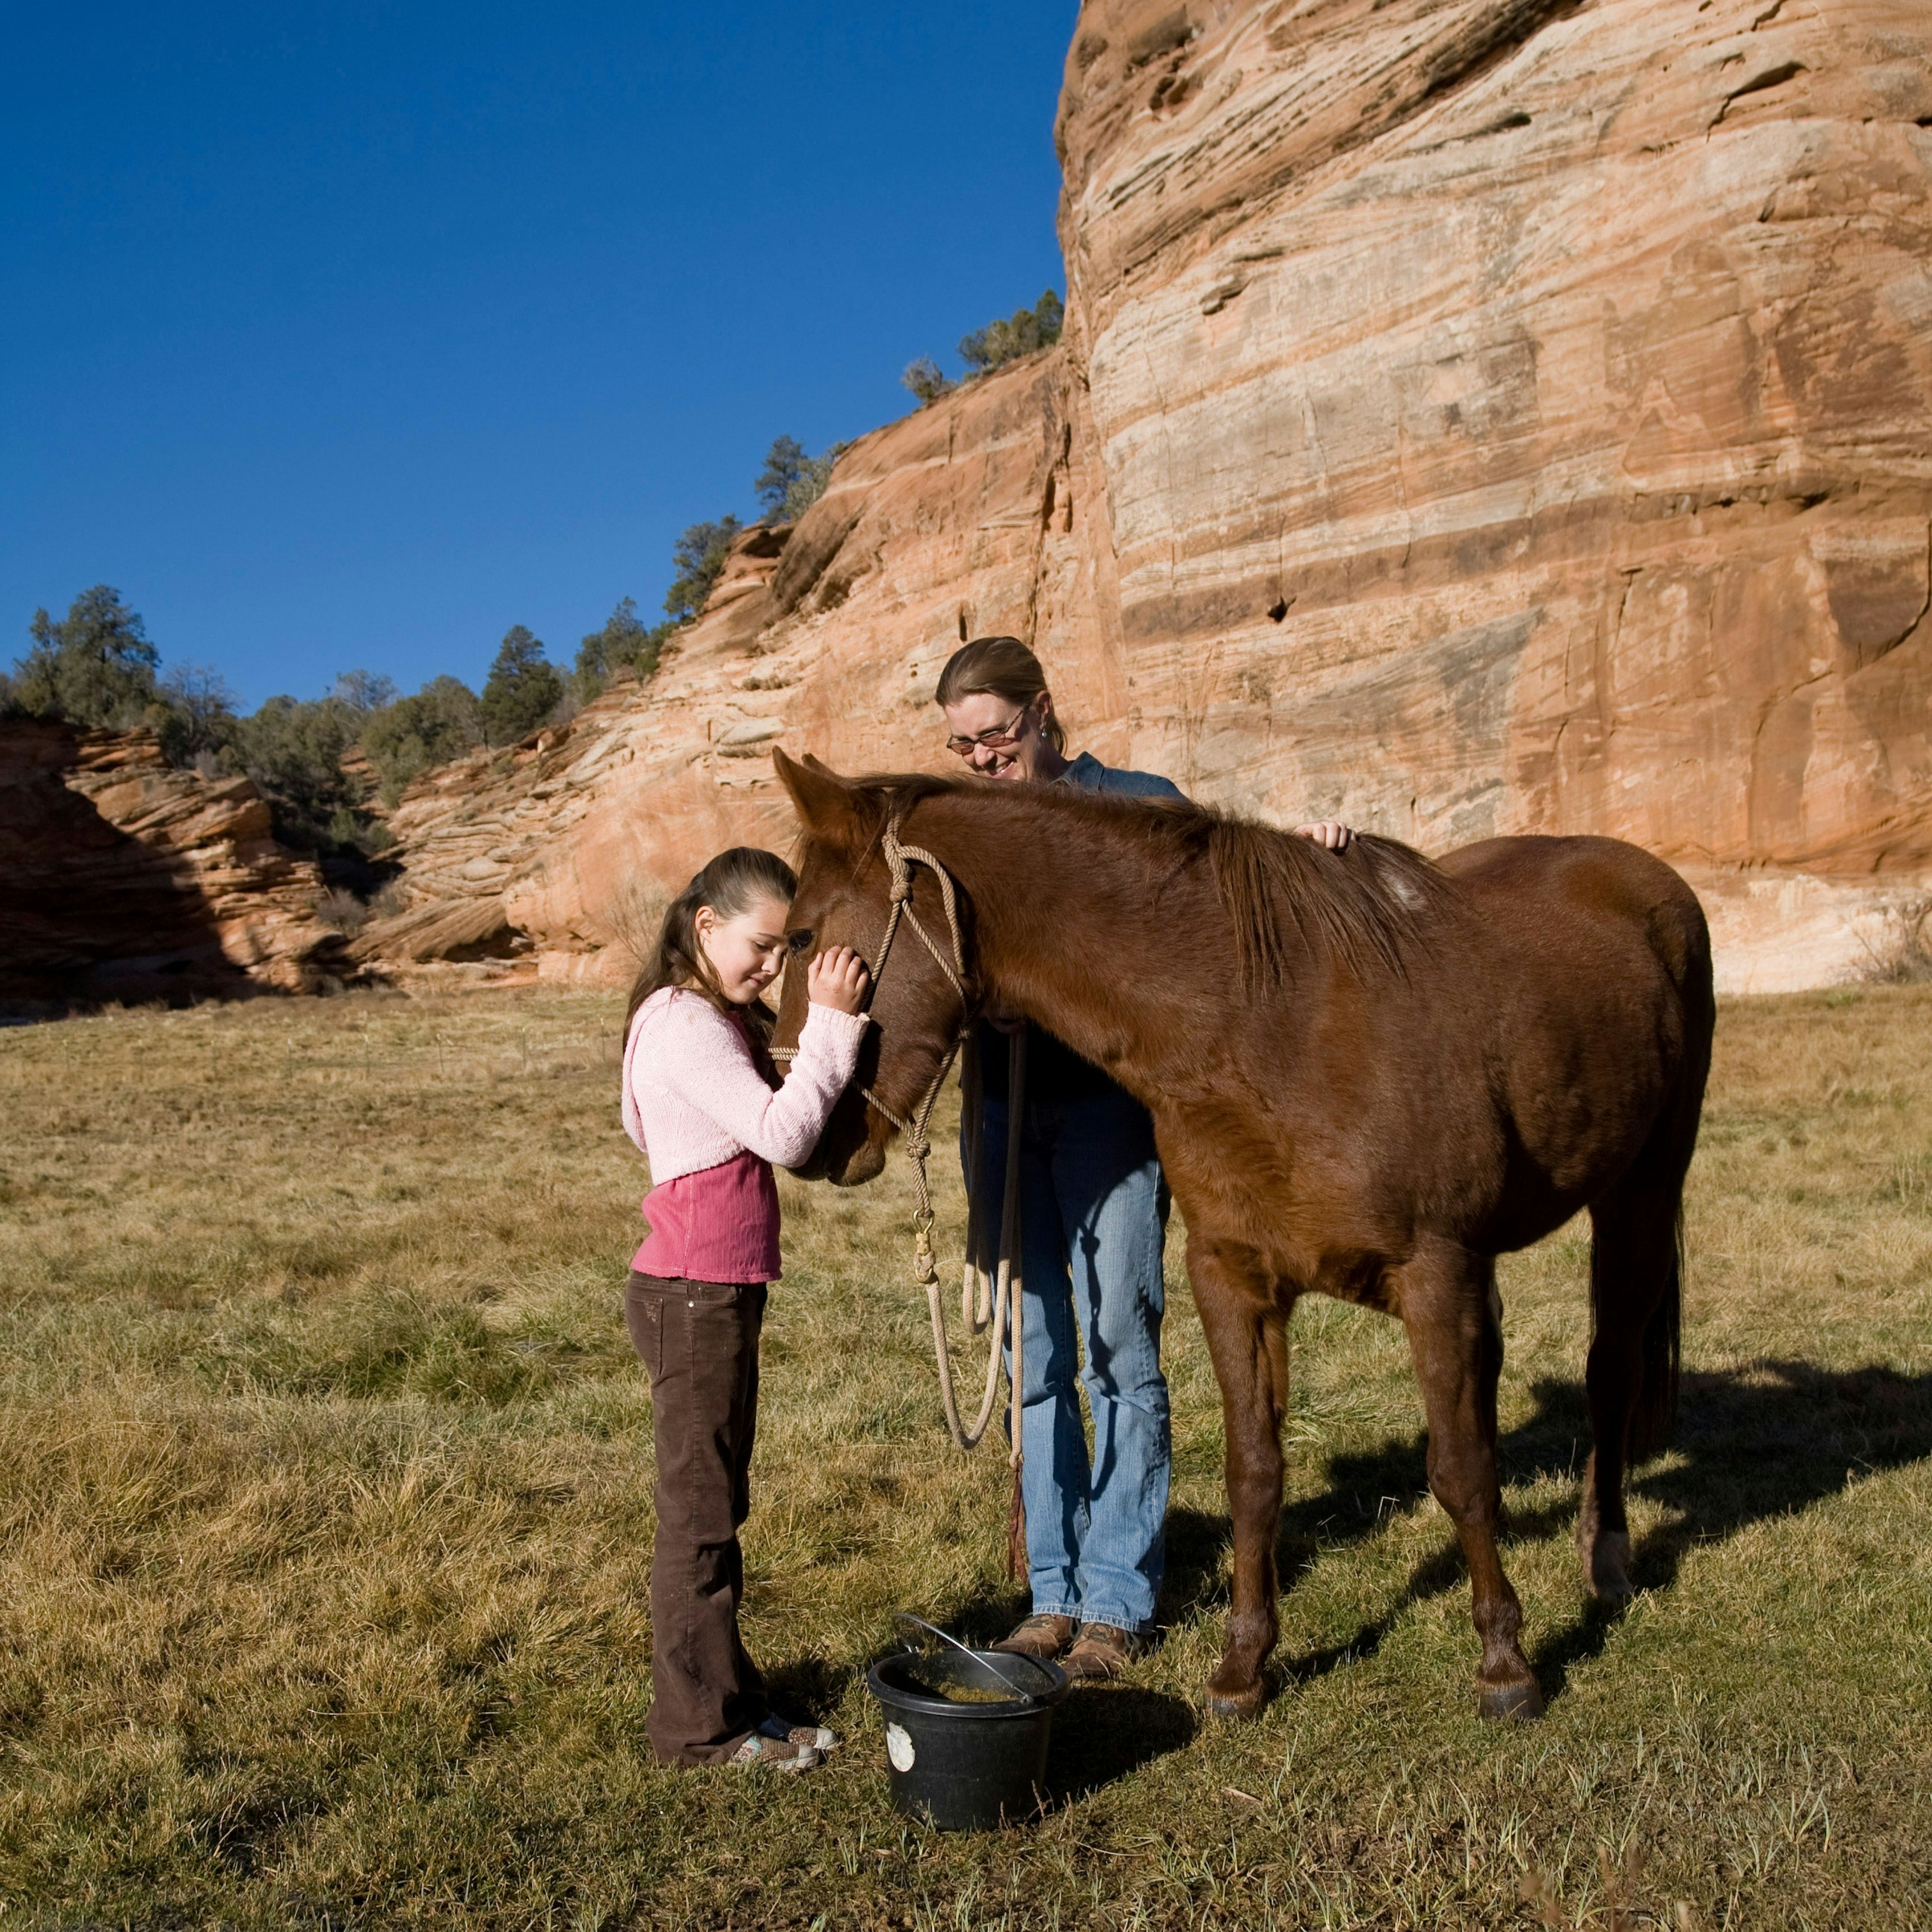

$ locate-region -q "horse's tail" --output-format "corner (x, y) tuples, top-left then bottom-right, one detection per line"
(1586, 1188), (1683, 1463)
(1607, 881), (1710, 1464)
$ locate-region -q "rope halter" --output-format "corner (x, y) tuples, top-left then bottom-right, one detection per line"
(777, 819), (971, 1253)
(855, 819), (972, 1283)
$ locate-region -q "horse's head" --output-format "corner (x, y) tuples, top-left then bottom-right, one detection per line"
(770, 750), (975, 1186)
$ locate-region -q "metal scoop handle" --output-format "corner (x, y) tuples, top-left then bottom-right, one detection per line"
(894, 1611), (1040, 1705)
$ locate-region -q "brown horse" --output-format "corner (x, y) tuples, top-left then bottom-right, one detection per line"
(769, 749), (1713, 1721)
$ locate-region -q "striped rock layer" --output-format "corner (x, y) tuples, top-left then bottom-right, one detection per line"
(0, 722), (333, 1002)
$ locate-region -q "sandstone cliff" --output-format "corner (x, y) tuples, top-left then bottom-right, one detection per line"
(1057, 0), (1932, 989)
(363, 0), (1932, 994)
(348, 355), (1121, 985)
(0, 722), (335, 1003)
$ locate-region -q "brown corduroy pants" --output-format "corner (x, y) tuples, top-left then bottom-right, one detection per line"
(625, 1270), (769, 1764)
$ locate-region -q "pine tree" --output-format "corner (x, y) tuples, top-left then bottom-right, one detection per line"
(12, 585), (160, 727)
(478, 626), (563, 745)
(663, 519), (743, 625)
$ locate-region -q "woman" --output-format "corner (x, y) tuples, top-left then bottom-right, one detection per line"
(935, 636), (1349, 1680)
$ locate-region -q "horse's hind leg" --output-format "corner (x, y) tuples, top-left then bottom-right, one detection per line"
(1398, 1238), (1543, 1722)
(1579, 1156), (1687, 1605)
(1188, 1235), (1290, 1719)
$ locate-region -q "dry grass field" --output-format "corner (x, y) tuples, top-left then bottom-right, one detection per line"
(0, 984), (1927, 1930)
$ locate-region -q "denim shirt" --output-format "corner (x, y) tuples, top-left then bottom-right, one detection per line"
(977, 752), (1185, 1107)
(1058, 750), (1185, 804)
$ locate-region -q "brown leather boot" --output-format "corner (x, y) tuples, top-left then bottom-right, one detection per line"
(1062, 1622), (1150, 1682)
(991, 1613), (1077, 1660)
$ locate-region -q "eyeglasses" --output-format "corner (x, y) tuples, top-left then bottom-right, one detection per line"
(945, 708), (1032, 758)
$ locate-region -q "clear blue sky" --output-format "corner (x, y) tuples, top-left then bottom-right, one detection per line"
(3, 4), (1073, 709)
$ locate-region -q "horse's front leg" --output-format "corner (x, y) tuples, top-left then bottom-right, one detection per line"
(1188, 1235), (1291, 1719)
(1396, 1238), (1544, 1720)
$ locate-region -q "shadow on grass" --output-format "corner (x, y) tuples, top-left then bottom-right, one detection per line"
(766, 1654), (856, 1726)
(1045, 1685), (1196, 1805)
(1160, 1359), (1932, 1710)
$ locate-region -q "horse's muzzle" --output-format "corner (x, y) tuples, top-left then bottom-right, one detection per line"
(826, 1140), (888, 1187)
(788, 1087), (888, 1186)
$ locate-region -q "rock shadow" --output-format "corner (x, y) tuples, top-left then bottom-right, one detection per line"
(0, 719), (256, 1008)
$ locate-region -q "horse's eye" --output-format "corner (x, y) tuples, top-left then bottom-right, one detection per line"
(787, 928), (815, 955)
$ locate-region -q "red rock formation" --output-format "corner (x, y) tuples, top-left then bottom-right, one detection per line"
(350, 355), (1120, 985)
(363, 0), (1932, 993)
(1055, 0), (1932, 989)
(0, 722), (334, 1002)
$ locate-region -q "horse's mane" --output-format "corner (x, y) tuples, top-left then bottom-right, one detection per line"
(833, 770), (1460, 990)
(1175, 804), (1456, 989)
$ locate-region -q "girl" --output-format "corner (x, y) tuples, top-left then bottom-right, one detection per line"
(619, 846), (869, 1772)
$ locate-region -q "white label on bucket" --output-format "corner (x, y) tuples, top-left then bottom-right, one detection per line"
(886, 1723), (916, 1773)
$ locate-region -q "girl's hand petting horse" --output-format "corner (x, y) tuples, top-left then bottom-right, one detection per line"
(807, 944), (870, 1014)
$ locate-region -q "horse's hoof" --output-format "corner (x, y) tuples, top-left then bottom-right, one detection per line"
(1204, 1678), (1269, 1721)
(1478, 1679), (1546, 1723)
(1583, 1531), (1634, 1606)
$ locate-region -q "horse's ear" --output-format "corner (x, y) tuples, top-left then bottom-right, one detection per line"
(772, 746), (877, 851)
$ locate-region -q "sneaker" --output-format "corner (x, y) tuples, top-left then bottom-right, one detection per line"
(760, 1713), (841, 1753)
(1062, 1622), (1150, 1682)
(727, 1730), (821, 1773)
(991, 1613), (1077, 1661)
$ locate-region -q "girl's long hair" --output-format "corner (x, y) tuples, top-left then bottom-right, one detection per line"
(934, 634), (1068, 754)
(624, 848), (799, 1053)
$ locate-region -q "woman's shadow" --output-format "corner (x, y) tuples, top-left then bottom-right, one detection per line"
(1156, 1357), (1932, 1707)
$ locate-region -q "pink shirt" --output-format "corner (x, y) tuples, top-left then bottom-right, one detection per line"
(621, 988), (868, 1283)
(635, 1151), (782, 1283)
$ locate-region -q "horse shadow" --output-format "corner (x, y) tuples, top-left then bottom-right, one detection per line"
(1158, 1358), (1932, 1707)
(873, 1357), (1930, 1782)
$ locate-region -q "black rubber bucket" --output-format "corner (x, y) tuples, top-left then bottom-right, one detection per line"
(865, 1646), (1069, 1830)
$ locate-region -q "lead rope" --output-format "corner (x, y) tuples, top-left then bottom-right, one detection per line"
(963, 1027), (1029, 1578)
(772, 821), (1028, 1573)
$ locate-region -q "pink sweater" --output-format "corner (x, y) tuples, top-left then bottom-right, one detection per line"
(621, 988), (868, 1281)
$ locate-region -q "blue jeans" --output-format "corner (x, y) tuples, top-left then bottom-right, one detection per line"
(970, 1088), (1171, 1633)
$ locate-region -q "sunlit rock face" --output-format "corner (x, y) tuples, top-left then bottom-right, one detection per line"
(1057, 0), (1932, 985)
(352, 356), (1119, 987)
(366, 0), (1932, 993)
